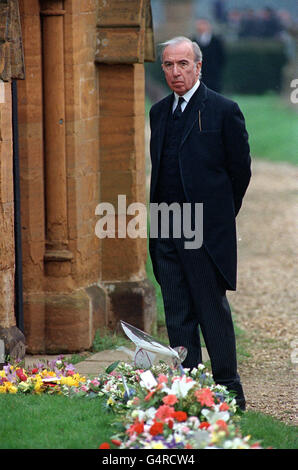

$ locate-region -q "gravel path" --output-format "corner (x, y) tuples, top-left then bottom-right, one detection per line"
(228, 159), (298, 425)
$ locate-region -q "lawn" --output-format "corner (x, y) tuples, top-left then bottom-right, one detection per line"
(226, 94), (297, 165)
(0, 393), (297, 450)
(0, 394), (114, 449)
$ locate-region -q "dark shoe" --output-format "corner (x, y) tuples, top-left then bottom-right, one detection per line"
(236, 397), (246, 411)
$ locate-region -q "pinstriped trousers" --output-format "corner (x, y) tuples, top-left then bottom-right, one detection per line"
(153, 234), (245, 405)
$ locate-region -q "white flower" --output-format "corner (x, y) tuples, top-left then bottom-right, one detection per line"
(201, 409), (230, 424)
(163, 376), (196, 398)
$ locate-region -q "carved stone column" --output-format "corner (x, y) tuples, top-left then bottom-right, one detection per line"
(40, 1), (72, 276)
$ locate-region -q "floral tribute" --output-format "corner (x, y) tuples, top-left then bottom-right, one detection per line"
(0, 357), (261, 449)
(92, 362), (262, 450)
(0, 356), (86, 395)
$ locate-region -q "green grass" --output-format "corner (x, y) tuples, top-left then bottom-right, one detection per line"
(230, 94), (298, 165)
(0, 394), (115, 449)
(0, 394), (296, 449)
(91, 328), (130, 352)
(240, 411), (298, 449)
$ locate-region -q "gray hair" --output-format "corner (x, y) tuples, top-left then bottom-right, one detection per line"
(159, 36), (203, 64)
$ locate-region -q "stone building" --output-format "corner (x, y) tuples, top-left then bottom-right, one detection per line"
(0, 0), (156, 359)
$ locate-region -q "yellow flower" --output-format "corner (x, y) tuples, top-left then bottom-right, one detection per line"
(8, 384), (18, 394)
(59, 376), (77, 387)
(0, 371), (6, 377)
(34, 377), (44, 394)
(0, 382), (17, 394)
(152, 442), (165, 449)
(107, 397), (115, 406)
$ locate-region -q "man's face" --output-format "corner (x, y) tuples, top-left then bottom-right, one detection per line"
(162, 41), (201, 96)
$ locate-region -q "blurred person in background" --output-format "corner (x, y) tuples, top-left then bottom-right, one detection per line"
(212, 0), (228, 24)
(238, 8), (260, 38)
(258, 6), (283, 38)
(192, 18), (226, 93)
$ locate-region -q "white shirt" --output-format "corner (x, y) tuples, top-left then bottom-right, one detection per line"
(172, 79), (201, 113)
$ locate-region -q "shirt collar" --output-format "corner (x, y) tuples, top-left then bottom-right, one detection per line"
(173, 79), (201, 109)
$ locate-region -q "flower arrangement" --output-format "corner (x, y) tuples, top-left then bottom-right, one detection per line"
(0, 356), (86, 395)
(95, 363), (262, 449)
(0, 356), (262, 449)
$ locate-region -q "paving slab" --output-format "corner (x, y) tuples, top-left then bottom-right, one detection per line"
(24, 347), (209, 377)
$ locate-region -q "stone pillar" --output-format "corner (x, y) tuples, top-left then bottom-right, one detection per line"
(40, 2), (73, 276)
(18, 0), (47, 353)
(96, 0), (156, 333)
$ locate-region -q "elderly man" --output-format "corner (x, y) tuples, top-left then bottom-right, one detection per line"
(149, 37), (251, 410)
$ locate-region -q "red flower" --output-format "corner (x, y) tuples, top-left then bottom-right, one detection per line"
(216, 420), (228, 433)
(173, 411), (187, 422)
(144, 390), (155, 401)
(144, 383), (163, 401)
(155, 405), (175, 422)
(194, 388), (215, 407)
(199, 421), (210, 430)
(127, 419), (144, 436)
(162, 394), (178, 406)
(31, 368), (38, 374)
(16, 369), (27, 382)
(111, 439), (122, 447)
(168, 419), (174, 430)
(219, 402), (229, 411)
(150, 422), (164, 436)
(99, 442), (110, 449)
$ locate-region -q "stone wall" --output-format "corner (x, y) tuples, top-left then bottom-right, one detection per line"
(16, 0), (156, 354)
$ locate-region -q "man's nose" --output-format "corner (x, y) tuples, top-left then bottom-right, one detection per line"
(172, 64), (180, 76)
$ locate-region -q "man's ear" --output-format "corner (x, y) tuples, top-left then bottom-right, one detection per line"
(196, 61), (202, 77)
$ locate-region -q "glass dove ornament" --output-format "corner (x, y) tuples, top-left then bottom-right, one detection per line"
(120, 320), (187, 368)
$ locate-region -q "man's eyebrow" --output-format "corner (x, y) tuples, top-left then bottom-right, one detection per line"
(163, 58), (190, 63)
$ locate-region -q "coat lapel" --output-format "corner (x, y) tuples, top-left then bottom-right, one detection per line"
(180, 82), (208, 149)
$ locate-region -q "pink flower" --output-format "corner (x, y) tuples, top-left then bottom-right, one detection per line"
(155, 405), (175, 422)
(91, 379), (100, 386)
(157, 374), (168, 384)
(162, 394), (178, 406)
(195, 388), (215, 407)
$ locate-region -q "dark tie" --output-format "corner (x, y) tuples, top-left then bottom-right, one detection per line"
(173, 97), (185, 120)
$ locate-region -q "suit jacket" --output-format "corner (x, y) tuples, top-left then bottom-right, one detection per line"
(149, 82), (251, 290)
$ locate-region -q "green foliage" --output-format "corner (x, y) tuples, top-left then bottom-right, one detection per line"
(223, 40), (288, 95)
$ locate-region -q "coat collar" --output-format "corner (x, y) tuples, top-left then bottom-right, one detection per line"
(156, 82), (208, 159)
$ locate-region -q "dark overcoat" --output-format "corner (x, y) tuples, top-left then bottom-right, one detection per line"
(149, 82), (251, 290)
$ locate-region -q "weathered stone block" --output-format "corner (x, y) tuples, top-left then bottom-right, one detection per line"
(0, 325), (26, 361)
(103, 279), (156, 334)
